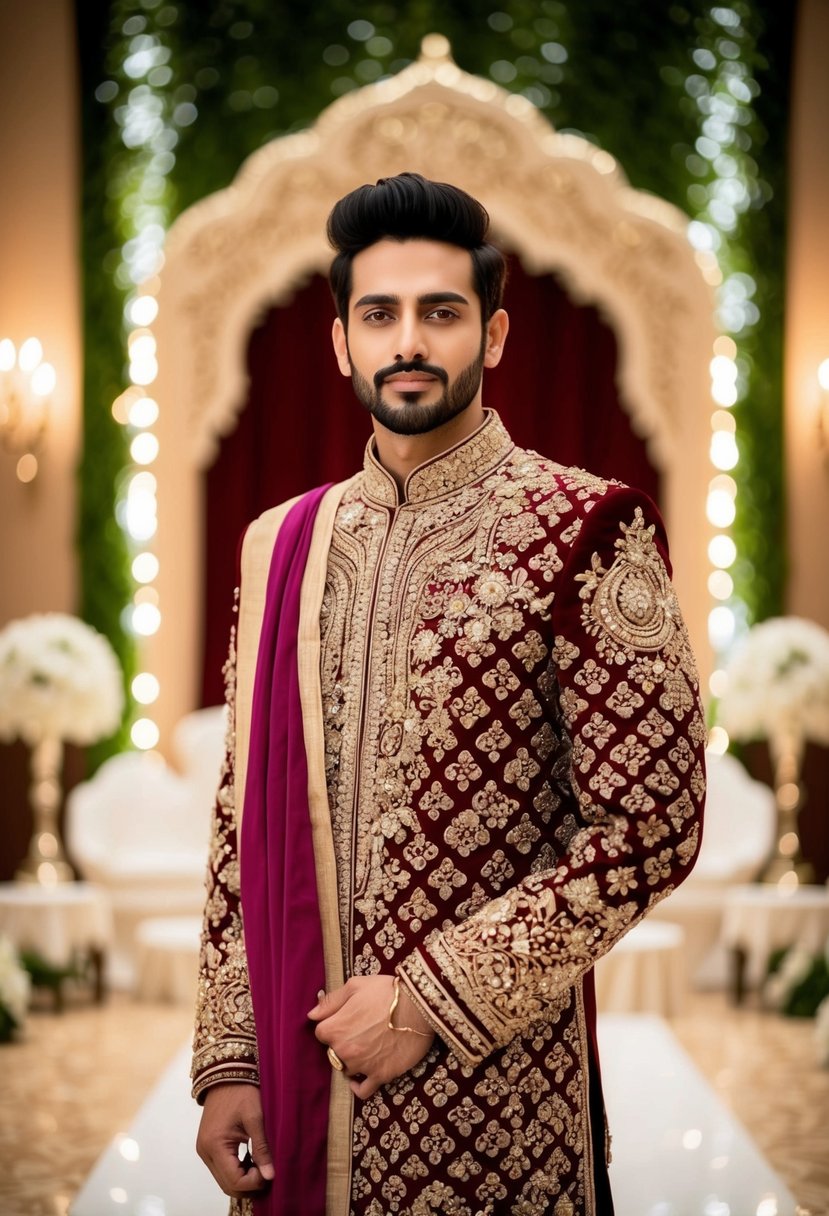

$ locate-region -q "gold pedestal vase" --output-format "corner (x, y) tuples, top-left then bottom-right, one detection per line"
(760, 731), (815, 885)
(15, 736), (75, 884)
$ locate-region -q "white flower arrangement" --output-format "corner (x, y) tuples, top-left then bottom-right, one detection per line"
(0, 935), (31, 1041)
(0, 613), (124, 746)
(816, 995), (829, 1067)
(763, 946), (814, 1011)
(716, 616), (829, 746)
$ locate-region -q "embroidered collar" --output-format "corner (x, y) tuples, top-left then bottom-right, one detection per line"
(361, 410), (514, 506)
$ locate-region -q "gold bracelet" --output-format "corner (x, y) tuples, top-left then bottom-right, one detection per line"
(387, 975), (431, 1037)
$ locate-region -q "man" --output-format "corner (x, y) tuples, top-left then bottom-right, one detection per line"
(193, 173), (705, 1216)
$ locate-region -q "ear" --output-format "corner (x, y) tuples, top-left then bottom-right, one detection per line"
(331, 317), (352, 377)
(483, 309), (509, 369)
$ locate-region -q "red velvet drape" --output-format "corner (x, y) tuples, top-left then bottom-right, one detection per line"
(202, 257), (660, 705)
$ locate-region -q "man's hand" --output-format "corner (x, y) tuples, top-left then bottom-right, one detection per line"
(308, 975), (435, 1099)
(196, 1082), (275, 1199)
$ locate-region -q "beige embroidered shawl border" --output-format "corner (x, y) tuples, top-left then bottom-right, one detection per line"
(234, 479), (356, 1216)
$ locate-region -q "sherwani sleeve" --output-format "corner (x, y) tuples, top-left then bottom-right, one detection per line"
(191, 610), (260, 1101)
(397, 486), (706, 1065)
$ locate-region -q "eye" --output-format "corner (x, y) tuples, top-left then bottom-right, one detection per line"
(427, 307), (459, 322)
(362, 309), (393, 324)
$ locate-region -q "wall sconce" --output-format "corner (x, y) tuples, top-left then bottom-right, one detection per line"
(0, 337), (55, 482)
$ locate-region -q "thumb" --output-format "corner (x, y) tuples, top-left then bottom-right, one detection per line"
(308, 983), (350, 1020)
(245, 1110), (275, 1181)
(351, 1075), (380, 1100)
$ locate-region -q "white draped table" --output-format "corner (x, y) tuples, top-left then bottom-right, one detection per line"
(721, 882), (829, 1000)
(594, 919), (688, 1016)
(134, 915), (201, 1005)
(0, 880), (113, 1004)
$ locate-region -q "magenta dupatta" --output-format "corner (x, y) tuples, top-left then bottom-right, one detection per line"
(240, 485), (334, 1216)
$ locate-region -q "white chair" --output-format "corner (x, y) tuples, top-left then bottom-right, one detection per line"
(65, 724), (222, 987)
(171, 705), (227, 824)
(650, 749), (776, 987)
(689, 750), (777, 885)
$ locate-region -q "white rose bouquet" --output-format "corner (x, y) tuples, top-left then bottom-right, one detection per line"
(0, 613), (124, 746)
(716, 616), (829, 884)
(717, 616), (829, 749)
(0, 613), (125, 882)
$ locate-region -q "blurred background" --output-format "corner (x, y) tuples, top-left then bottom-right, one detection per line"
(0, 2), (828, 1214)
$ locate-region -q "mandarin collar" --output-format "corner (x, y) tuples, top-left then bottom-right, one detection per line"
(361, 410), (514, 507)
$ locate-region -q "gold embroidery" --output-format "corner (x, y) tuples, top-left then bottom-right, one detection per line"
(199, 414), (705, 1213)
(387, 488), (703, 1063)
(576, 506), (678, 656)
(191, 607), (260, 1100)
(362, 409), (514, 506)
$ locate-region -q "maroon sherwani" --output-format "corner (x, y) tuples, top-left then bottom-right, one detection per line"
(192, 411), (706, 1216)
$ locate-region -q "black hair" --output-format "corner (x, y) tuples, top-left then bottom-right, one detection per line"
(327, 172), (506, 323)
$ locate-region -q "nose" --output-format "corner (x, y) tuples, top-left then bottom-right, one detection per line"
(395, 312), (428, 364)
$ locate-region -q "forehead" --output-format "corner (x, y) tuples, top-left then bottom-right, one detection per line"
(349, 238), (476, 304)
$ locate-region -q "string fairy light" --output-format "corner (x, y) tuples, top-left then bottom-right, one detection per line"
(682, 4), (768, 735)
(99, 5), (184, 750)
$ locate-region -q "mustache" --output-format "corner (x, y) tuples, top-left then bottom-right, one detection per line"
(373, 361), (449, 391)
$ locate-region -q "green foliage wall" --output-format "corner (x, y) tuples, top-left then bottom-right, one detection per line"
(74, 0), (793, 759)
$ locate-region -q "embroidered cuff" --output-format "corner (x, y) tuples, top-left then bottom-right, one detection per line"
(396, 945), (495, 1067)
(191, 1038), (259, 1104)
(192, 1069), (260, 1105)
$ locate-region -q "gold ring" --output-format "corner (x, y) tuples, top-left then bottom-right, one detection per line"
(327, 1046), (345, 1072)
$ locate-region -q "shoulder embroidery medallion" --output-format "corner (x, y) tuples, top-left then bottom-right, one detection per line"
(576, 507), (676, 656)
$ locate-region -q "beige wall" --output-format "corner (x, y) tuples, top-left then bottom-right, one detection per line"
(0, 0), (81, 625)
(785, 0), (829, 629)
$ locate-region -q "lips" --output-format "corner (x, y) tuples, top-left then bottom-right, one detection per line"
(384, 374), (437, 390)
(373, 362), (448, 392)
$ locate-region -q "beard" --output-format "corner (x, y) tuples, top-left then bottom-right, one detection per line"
(348, 342), (486, 437)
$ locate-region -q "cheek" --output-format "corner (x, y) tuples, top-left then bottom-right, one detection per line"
(346, 336), (381, 372)
(446, 334), (485, 371)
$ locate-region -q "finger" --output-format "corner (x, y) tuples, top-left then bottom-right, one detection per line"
(350, 1075), (380, 1100)
(197, 1097), (275, 1192)
(308, 984), (350, 1020)
(314, 1019), (333, 1044)
(244, 1118), (275, 1182)
(232, 1164), (274, 1196)
(198, 1135), (248, 1177)
(241, 1128), (274, 1177)
(205, 1155), (267, 1198)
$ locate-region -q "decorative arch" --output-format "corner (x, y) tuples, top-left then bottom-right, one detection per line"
(152, 36), (715, 745)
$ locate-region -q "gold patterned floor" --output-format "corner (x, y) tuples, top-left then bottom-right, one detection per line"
(0, 990), (191, 1216)
(0, 990), (826, 1216)
(672, 993), (829, 1216)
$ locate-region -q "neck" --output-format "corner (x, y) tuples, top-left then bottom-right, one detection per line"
(371, 402), (486, 493)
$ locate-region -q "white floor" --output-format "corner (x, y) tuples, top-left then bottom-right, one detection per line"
(600, 1016), (796, 1216)
(72, 1015), (797, 1216)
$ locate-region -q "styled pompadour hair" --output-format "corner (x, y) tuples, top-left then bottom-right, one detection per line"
(327, 172), (507, 323)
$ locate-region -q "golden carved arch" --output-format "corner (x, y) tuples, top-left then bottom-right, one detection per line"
(152, 36), (715, 744)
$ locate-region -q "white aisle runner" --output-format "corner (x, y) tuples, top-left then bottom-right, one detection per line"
(72, 1015), (797, 1216)
(601, 1015), (797, 1215)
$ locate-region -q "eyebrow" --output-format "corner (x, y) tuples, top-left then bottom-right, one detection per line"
(353, 291), (471, 308)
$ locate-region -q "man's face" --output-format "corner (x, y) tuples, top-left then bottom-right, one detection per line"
(332, 238), (501, 437)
